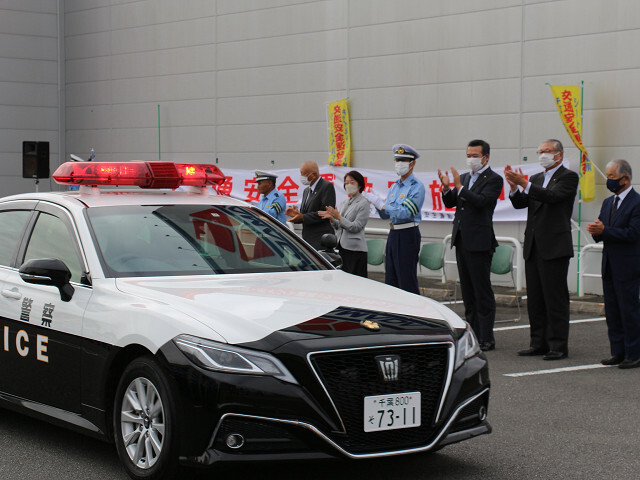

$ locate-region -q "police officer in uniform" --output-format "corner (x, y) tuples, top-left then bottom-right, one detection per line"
(365, 144), (425, 294)
(255, 170), (287, 224)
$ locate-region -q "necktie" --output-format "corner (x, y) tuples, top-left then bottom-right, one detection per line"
(610, 195), (619, 219)
(302, 189), (310, 211)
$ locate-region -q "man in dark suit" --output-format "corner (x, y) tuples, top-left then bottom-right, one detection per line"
(587, 159), (640, 369)
(286, 161), (336, 250)
(437, 139), (504, 351)
(505, 139), (578, 360)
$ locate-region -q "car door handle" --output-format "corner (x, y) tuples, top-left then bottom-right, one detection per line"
(1, 288), (22, 300)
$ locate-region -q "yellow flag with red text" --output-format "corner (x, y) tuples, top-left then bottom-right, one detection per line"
(327, 99), (351, 166)
(550, 85), (595, 201)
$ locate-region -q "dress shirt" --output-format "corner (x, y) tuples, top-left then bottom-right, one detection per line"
(459, 164), (489, 193)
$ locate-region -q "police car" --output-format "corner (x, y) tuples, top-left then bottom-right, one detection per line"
(0, 161), (490, 479)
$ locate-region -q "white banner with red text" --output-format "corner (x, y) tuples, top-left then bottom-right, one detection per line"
(217, 162), (570, 222)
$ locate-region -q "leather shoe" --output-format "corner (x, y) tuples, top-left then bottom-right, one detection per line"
(480, 342), (495, 352)
(517, 347), (546, 356)
(601, 355), (624, 366)
(618, 358), (640, 369)
(543, 351), (567, 360)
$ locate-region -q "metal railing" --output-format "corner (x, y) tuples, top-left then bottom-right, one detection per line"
(578, 243), (603, 297)
(442, 234), (524, 292)
(363, 227), (524, 292)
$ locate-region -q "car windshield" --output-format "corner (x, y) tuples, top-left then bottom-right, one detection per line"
(87, 204), (328, 277)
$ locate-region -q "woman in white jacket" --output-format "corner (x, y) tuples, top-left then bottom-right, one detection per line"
(319, 170), (370, 277)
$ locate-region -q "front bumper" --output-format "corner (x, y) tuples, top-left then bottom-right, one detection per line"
(158, 338), (491, 466)
(188, 387), (490, 465)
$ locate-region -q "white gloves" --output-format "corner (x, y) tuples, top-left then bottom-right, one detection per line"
(362, 191), (385, 210)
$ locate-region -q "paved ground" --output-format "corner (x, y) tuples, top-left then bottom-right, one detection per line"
(3, 298), (637, 480)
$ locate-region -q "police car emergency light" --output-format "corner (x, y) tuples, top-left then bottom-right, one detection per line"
(52, 161), (225, 189)
(0, 161), (490, 480)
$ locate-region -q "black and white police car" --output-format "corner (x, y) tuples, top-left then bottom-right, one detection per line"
(0, 161), (490, 479)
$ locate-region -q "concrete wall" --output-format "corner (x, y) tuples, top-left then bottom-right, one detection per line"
(0, 1), (61, 194)
(4, 0), (640, 293)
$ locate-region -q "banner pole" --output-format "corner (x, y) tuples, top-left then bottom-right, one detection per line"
(576, 80), (584, 296)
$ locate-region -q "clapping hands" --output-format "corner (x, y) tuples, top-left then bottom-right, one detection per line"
(504, 165), (527, 192)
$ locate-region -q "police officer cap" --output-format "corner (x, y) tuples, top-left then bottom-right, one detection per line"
(392, 144), (420, 160)
(255, 170), (277, 182)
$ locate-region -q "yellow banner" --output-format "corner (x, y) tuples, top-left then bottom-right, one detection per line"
(550, 85), (595, 201)
(327, 99), (351, 166)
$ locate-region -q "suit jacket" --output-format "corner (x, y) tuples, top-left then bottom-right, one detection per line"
(510, 165), (579, 261)
(300, 177), (336, 249)
(442, 167), (503, 252)
(592, 187), (640, 281)
(333, 193), (369, 252)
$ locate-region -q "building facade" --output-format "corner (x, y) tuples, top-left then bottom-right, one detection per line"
(2, 0), (639, 293)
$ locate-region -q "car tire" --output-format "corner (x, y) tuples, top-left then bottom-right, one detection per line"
(113, 356), (180, 480)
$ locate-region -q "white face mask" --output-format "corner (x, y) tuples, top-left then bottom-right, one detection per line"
(539, 153), (557, 169)
(466, 156), (484, 173)
(300, 175), (311, 186)
(395, 161), (411, 176)
(345, 183), (359, 196)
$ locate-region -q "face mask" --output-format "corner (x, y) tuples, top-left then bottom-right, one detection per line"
(300, 175), (311, 186)
(466, 156), (484, 172)
(395, 161), (411, 176)
(606, 177), (625, 194)
(345, 184), (359, 196)
(539, 153), (557, 169)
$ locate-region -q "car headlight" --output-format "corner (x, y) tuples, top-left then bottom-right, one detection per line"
(454, 323), (481, 370)
(174, 334), (298, 384)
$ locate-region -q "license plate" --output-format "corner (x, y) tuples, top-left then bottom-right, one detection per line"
(363, 392), (421, 432)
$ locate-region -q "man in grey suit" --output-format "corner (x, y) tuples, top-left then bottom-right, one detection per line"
(286, 161), (336, 250)
(505, 139), (579, 360)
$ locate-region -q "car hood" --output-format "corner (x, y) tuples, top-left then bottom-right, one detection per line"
(114, 270), (465, 345)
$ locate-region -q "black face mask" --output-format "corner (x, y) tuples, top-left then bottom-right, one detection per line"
(606, 177), (625, 194)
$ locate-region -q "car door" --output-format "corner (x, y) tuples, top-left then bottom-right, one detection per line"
(0, 202), (92, 414)
(0, 202), (38, 388)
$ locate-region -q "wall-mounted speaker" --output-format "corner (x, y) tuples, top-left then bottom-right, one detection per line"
(22, 141), (50, 179)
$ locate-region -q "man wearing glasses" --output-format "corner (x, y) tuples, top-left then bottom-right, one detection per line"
(504, 139), (579, 360)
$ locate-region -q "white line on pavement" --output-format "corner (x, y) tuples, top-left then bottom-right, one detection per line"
(494, 316), (606, 331)
(504, 363), (611, 377)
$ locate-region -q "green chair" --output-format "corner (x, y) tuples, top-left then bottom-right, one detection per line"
(490, 244), (521, 322)
(490, 244), (512, 275)
(366, 238), (386, 266)
(419, 242), (444, 271)
(419, 242), (449, 298)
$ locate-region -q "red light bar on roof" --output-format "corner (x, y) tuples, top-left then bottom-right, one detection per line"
(52, 161), (226, 189)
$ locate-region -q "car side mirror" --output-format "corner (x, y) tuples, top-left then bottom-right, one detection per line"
(320, 233), (338, 250)
(319, 233), (342, 269)
(19, 258), (75, 302)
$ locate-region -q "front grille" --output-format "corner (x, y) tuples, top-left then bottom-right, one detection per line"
(310, 344), (450, 453)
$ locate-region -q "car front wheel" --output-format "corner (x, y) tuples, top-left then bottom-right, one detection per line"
(113, 356), (180, 480)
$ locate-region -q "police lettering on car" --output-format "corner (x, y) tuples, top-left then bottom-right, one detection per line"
(0, 160), (489, 480)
